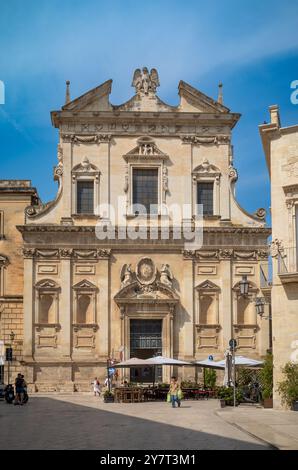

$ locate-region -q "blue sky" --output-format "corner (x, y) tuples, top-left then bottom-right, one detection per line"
(1, 0), (298, 223)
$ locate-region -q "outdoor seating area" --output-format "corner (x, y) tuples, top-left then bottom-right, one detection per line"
(112, 384), (217, 403)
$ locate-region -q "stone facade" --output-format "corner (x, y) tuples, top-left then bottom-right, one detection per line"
(0, 180), (39, 383)
(2, 70), (271, 391)
(260, 107), (298, 408)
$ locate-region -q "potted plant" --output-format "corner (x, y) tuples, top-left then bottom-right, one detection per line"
(260, 352), (273, 408)
(217, 386), (243, 407)
(205, 368), (217, 389)
(103, 390), (114, 403)
(277, 362), (298, 410)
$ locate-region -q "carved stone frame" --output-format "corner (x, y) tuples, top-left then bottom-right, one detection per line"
(71, 159), (101, 216)
(34, 279), (60, 326)
(195, 280), (220, 326)
(123, 137), (169, 216)
(72, 279), (98, 325)
(192, 161), (221, 217)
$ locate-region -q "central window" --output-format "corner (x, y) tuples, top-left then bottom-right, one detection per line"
(132, 168), (158, 214)
(77, 181), (94, 214)
(197, 182), (214, 216)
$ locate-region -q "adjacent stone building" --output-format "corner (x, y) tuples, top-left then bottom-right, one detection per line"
(2, 69), (270, 391)
(0, 180), (39, 383)
(260, 106), (298, 408)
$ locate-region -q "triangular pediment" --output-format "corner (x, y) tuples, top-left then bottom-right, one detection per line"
(196, 280), (220, 291)
(62, 79), (113, 112)
(73, 279), (98, 290)
(178, 81), (230, 113)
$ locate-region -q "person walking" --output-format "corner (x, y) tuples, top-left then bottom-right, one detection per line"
(92, 377), (101, 397)
(169, 376), (181, 408)
(14, 373), (25, 405)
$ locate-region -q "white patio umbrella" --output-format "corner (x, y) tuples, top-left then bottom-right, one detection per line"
(145, 356), (191, 386)
(194, 359), (224, 369)
(115, 357), (152, 367)
(145, 356), (191, 365)
(216, 355), (264, 368)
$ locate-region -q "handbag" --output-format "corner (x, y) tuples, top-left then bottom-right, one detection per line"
(167, 392), (171, 403)
(177, 389), (183, 400)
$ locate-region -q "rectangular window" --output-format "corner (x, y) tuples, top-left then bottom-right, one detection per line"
(197, 182), (214, 216)
(132, 168), (158, 214)
(77, 181), (94, 214)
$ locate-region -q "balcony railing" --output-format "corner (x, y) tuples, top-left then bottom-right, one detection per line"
(278, 247), (298, 274)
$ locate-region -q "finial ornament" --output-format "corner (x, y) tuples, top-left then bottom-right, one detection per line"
(218, 82), (223, 104)
(65, 80), (71, 104)
(132, 68), (160, 95)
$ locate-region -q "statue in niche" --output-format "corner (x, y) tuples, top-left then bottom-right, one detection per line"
(160, 264), (173, 287)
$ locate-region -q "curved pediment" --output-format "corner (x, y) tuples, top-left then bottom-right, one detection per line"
(114, 281), (179, 305)
(123, 137), (169, 162)
(35, 279), (60, 290)
(72, 157), (100, 174)
(193, 159), (221, 175)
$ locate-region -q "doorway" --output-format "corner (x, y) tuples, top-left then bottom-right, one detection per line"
(130, 319), (162, 383)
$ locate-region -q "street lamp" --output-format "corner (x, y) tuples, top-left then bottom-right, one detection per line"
(239, 275), (249, 296)
(255, 297), (272, 352)
(10, 331), (15, 343)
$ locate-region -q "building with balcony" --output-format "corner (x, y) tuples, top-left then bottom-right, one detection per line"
(260, 106), (298, 408)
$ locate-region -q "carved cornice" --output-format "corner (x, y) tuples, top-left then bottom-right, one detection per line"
(22, 248), (111, 260)
(182, 248), (269, 261)
(181, 135), (230, 145)
(18, 225), (271, 235)
(61, 133), (111, 143)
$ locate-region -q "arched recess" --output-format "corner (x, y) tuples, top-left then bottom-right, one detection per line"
(232, 279), (259, 350)
(34, 279), (60, 325)
(72, 279), (98, 325)
(232, 280), (258, 326)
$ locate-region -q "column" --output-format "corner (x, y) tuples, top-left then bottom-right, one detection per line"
(59, 257), (72, 358)
(23, 254), (34, 360)
(98, 256), (109, 358)
(61, 140), (73, 219)
(181, 257), (194, 359)
(221, 258), (233, 350)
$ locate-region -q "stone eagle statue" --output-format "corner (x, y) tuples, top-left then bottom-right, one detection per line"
(132, 67), (160, 95)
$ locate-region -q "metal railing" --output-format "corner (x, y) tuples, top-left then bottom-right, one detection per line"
(278, 247), (298, 274)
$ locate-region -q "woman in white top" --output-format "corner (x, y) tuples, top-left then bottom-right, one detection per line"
(93, 377), (101, 397)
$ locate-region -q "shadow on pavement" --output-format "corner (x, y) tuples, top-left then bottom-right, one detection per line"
(0, 398), (271, 450)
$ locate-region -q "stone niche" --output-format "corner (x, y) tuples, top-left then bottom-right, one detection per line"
(195, 280), (221, 351)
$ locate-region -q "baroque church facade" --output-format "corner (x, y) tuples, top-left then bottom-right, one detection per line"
(2, 69), (271, 391)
